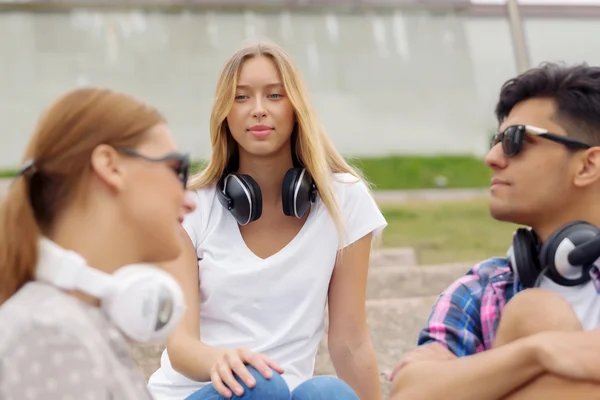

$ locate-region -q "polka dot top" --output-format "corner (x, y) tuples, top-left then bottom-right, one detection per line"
(0, 281), (152, 399)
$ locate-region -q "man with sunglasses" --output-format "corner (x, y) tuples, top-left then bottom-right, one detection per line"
(390, 62), (600, 399)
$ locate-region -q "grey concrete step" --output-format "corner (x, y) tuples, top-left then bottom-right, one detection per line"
(369, 247), (418, 268)
(373, 188), (489, 205)
(128, 295), (439, 398)
(315, 295), (439, 398)
(367, 262), (471, 299)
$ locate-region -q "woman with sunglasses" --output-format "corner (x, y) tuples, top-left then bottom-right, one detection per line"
(147, 40), (387, 400)
(0, 87), (195, 398)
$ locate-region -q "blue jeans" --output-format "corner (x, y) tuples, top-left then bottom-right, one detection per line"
(185, 366), (359, 400)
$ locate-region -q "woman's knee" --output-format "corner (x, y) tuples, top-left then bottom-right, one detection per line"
(240, 366), (290, 399)
(186, 366), (289, 400)
(494, 288), (581, 347)
(292, 376), (358, 400)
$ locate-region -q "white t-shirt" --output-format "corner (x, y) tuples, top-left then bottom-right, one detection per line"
(147, 172), (387, 400)
(538, 275), (600, 330)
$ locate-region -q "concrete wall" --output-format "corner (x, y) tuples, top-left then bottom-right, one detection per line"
(1, 7), (599, 168)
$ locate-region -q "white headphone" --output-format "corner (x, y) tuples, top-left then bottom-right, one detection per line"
(35, 237), (186, 344)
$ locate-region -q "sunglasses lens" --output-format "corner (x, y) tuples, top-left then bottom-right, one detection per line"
(490, 133), (502, 149)
(179, 157), (190, 188)
(502, 126), (523, 157)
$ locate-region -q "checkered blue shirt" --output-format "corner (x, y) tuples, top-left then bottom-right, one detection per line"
(416, 257), (600, 355)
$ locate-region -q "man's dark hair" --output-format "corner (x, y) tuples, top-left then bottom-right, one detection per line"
(495, 62), (600, 145)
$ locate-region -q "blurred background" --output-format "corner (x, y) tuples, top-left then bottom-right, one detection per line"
(1, 0), (597, 263)
(1, 1), (598, 391)
(3, 0), (600, 169)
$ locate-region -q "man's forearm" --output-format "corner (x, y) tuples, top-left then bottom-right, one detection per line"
(330, 338), (382, 400)
(504, 374), (600, 400)
(391, 336), (543, 400)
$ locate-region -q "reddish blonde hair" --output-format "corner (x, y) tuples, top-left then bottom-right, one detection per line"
(0, 87), (164, 303)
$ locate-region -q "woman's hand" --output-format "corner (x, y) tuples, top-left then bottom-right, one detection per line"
(210, 347), (284, 398)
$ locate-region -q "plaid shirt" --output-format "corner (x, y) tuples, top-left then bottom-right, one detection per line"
(417, 256), (600, 356)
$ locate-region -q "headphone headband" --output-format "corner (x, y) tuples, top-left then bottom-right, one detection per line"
(36, 238), (113, 298)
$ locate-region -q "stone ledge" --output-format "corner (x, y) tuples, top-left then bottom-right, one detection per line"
(367, 262), (471, 299)
(370, 247), (417, 268)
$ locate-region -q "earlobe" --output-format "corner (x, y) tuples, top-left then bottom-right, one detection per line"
(574, 147), (600, 188)
(90, 144), (125, 192)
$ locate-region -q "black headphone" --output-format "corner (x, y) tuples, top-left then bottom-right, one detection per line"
(216, 166), (317, 226)
(508, 221), (600, 288)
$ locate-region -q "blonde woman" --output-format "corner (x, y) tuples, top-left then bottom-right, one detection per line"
(148, 40), (387, 400)
(0, 87), (195, 398)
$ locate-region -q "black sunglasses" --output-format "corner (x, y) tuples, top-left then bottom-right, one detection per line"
(490, 125), (591, 157)
(116, 147), (190, 188)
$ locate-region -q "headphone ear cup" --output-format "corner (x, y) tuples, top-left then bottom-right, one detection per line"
(539, 221), (599, 286)
(103, 265), (185, 344)
(220, 174), (262, 225)
(281, 168), (313, 219)
(511, 228), (542, 288)
(236, 174), (262, 223)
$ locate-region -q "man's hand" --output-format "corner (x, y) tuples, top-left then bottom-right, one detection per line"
(389, 342), (456, 382)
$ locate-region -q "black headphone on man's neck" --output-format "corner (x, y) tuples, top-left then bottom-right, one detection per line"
(508, 221), (600, 288)
(215, 152), (317, 226)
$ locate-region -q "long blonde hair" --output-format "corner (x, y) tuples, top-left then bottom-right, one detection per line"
(188, 39), (369, 243)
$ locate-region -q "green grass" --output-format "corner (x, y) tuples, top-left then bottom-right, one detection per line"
(380, 199), (521, 265)
(0, 169), (16, 178)
(191, 154), (491, 190)
(0, 155), (491, 190)
(350, 155), (492, 190)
